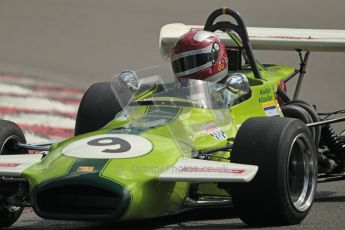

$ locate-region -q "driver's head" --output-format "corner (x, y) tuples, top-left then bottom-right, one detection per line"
(171, 30), (228, 82)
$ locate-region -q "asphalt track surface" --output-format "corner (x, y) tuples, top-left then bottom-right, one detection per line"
(0, 0), (345, 229)
(8, 182), (345, 230)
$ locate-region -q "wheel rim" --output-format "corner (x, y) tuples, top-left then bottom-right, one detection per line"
(0, 135), (23, 155)
(1, 201), (22, 213)
(287, 133), (317, 212)
(0, 190), (22, 213)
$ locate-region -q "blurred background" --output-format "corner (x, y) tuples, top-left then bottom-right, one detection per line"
(0, 0), (344, 112)
(0, 1), (345, 228)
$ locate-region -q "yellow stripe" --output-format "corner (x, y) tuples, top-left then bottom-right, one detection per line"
(222, 7), (227, 15)
(261, 101), (276, 108)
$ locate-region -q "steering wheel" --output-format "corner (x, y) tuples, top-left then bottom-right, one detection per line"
(204, 8), (247, 35)
(203, 8), (262, 79)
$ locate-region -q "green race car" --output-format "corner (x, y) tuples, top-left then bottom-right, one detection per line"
(1, 8), (345, 228)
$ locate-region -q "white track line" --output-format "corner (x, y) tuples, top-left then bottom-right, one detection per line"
(0, 74), (55, 87)
(0, 83), (81, 99)
(0, 73), (81, 142)
(0, 83), (33, 95)
(1, 113), (75, 129)
(23, 131), (52, 143)
(0, 96), (78, 113)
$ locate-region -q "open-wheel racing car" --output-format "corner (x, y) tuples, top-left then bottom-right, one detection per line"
(1, 8), (345, 227)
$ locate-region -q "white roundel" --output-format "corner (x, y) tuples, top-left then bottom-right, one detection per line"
(61, 134), (153, 159)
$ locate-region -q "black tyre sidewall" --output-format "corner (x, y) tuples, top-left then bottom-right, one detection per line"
(0, 208), (23, 228)
(0, 119), (26, 227)
(0, 120), (26, 155)
(231, 117), (317, 226)
(74, 82), (131, 136)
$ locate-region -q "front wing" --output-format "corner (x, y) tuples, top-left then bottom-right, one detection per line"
(0, 154), (43, 177)
(158, 158), (258, 183)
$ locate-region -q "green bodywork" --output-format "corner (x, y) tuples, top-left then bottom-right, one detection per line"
(22, 64), (295, 221)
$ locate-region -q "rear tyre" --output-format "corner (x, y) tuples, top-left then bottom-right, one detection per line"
(0, 119), (26, 227)
(74, 82), (132, 135)
(231, 117), (317, 226)
(340, 129), (345, 138)
(282, 100), (321, 146)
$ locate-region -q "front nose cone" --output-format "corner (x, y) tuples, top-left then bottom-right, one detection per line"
(32, 172), (131, 221)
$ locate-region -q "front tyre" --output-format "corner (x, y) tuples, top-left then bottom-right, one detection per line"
(231, 117), (317, 226)
(74, 82), (131, 136)
(0, 120), (26, 228)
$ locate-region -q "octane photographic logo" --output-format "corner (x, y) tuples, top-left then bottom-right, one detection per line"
(0, 73), (82, 142)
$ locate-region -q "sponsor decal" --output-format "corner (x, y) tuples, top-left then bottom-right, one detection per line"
(210, 130), (228, 140)
(62, 134), (153, 159)
(0, 163), (21, 168)
(181, 166), (245, 174)
(203, 123), (228, 140)
(260, 87), (271, 95)
(258, 87), (274, 103)
(262, 101), (280, 117)
(77, 166), (95, 172)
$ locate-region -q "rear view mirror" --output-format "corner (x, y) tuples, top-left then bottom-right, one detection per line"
(225, 73), (250, 93)
(118, 70), (140, 92)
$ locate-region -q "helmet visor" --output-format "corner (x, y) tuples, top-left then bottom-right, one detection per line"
(172, 53), (212, 75)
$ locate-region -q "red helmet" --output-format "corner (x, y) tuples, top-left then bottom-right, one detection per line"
(171, 30), (228, 82)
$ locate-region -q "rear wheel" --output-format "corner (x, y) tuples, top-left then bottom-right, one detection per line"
(0, 120), (26, 228)
(74, 82), (132, 135)
(230, 117), (317, 226)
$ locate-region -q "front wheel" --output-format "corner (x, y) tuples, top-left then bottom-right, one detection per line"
(0, 120), (26, 228)
(230, 117), (317, 226)
(74, 82), (132, 136)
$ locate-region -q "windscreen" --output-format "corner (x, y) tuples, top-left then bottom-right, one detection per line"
(110, 66), (248, 109)
(132, 78), (232, 109)
(110, 67), (237, 155)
